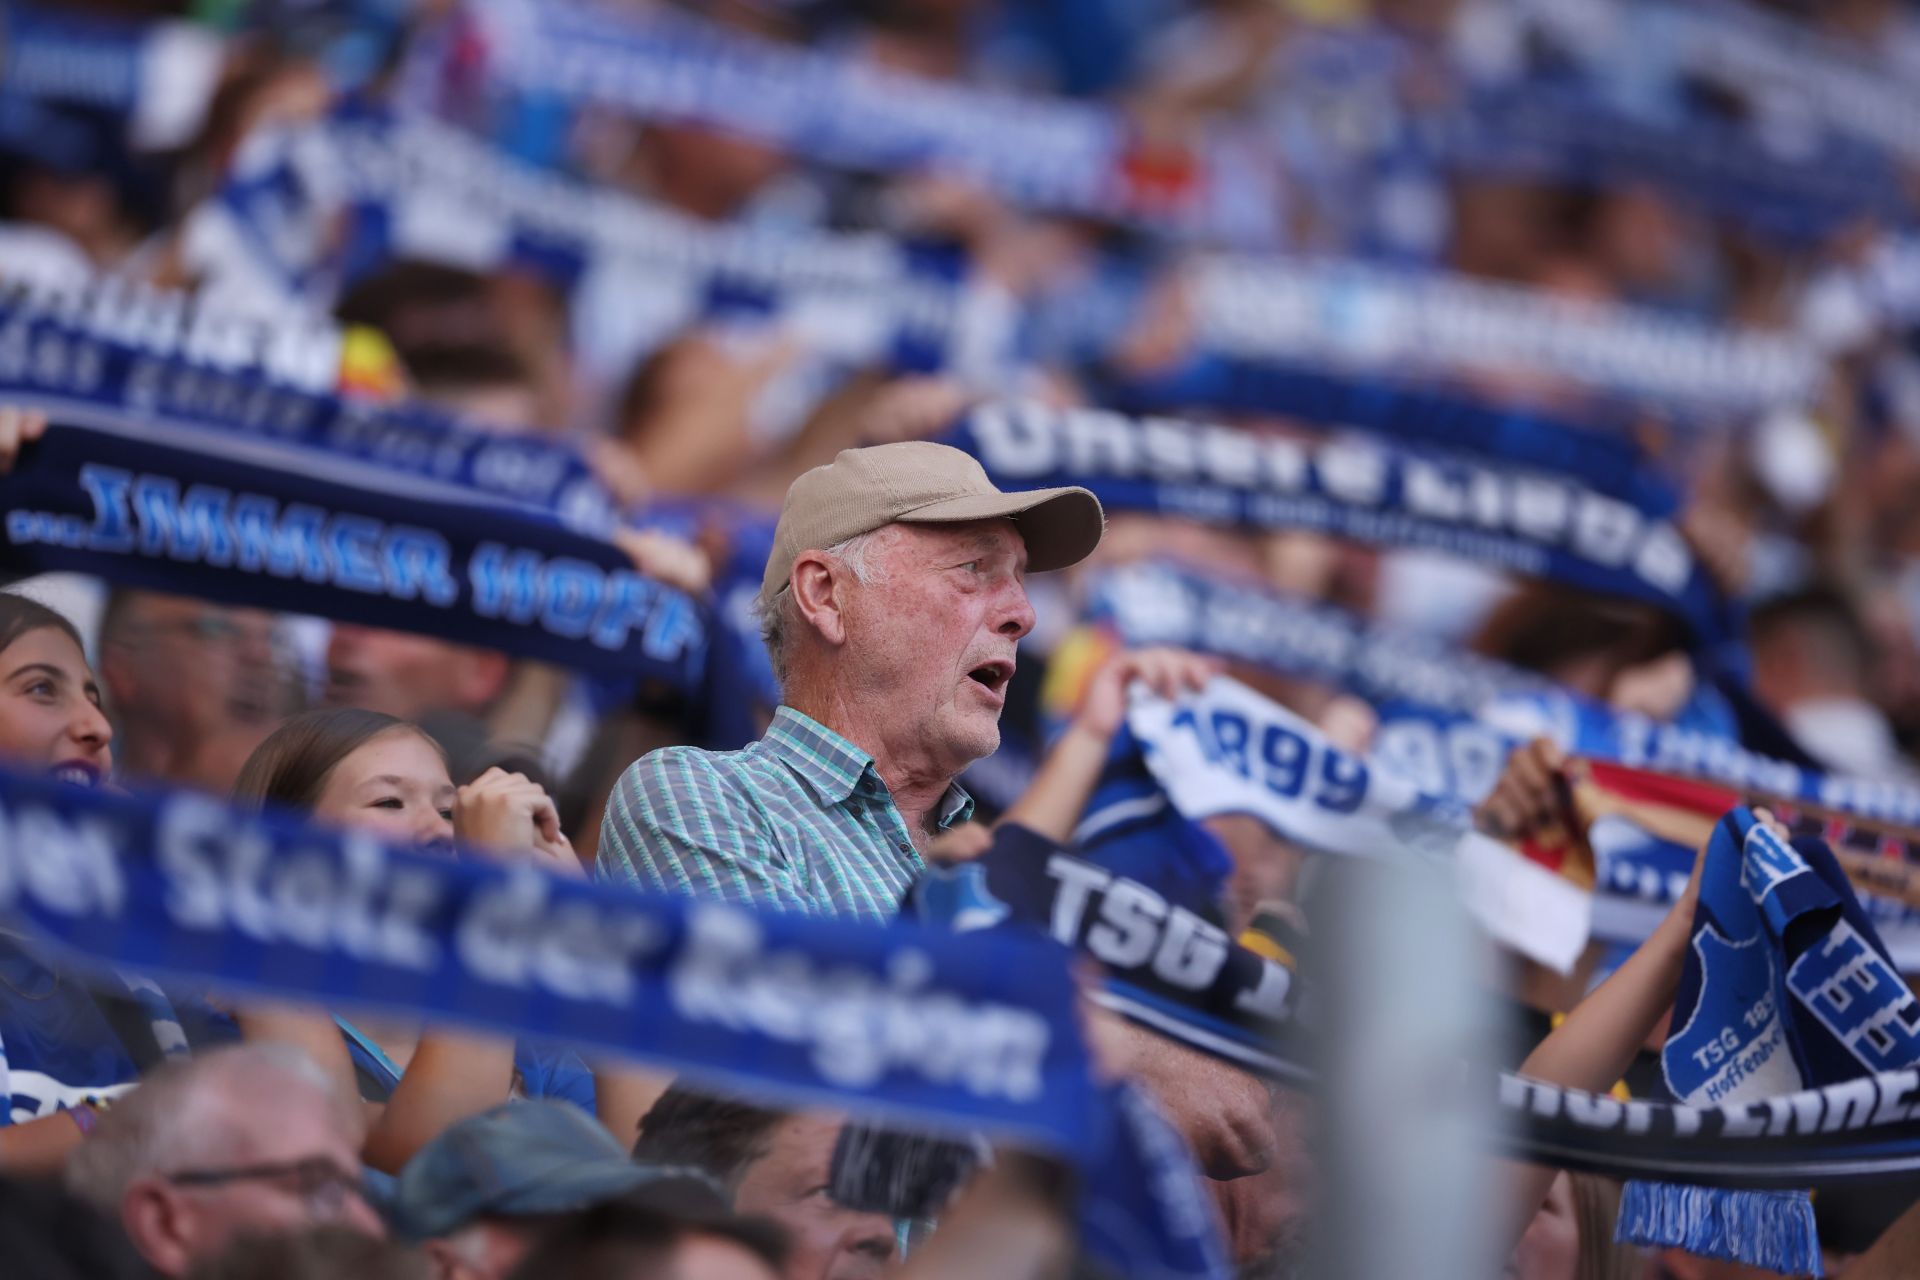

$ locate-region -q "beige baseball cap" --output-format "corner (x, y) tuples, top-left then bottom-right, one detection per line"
(759, 441), (1104, 606)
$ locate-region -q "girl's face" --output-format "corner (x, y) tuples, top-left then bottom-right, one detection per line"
(0, 627), (112, 784)
(310, 728), (456, 851)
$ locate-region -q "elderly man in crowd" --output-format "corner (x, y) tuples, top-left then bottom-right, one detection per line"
(597, 441), (1103, 919)
(65, 1044), (383, 1277)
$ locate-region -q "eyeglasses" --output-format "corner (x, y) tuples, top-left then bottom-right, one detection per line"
(165, 1156), (370, 1222)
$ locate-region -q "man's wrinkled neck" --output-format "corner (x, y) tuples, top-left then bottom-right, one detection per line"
(783, 673), (956, 847)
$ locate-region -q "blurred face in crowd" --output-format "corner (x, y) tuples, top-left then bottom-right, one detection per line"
(422, 1217), (540, 1280)
(825, 519), (1034, 776)
(311, 726), (457, 850)
(674, 1234), (784, 1280)
(100, 592), (288, 788)
(0, 625), (112, 783)
(124, 1074), (380, 1276)
(326, 625), (508, 721)
(1506, 1171), (1579, 1280)
(731, 1114), (894, 1280)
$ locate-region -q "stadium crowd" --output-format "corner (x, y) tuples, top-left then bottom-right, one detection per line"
(5, 0), (1920, 1277)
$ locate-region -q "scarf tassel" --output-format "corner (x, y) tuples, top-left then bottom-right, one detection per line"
(1616, 1180), (1821, 1277)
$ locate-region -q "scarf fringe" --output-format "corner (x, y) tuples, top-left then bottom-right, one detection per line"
(1616, 1179), (1820, 1277)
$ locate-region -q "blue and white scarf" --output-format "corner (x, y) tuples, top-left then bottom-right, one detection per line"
(0, 0), (223, 151)
(1098, 350), (1668, 509)
(1127, 676), (1590, 972)
(0, 761), (1230, 1275)
(1089, 560), (1920, 969)
(0, 764), (1095, 1154)
(0, 287), (707, 686)
(1510, 0), (1920, 168)
(1436, 84), (1901, 242)
(1619, 810), (1920, 1273)
(0, 281), (615, 527)
(907, 823), (1304, 1082)
(945, 401), (1734, 646)
(431, 0), (1283, 248)
(189, 109), (1016, 385)
(1181, 255), (1821, 416)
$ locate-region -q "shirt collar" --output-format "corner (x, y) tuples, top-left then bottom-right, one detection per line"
(765, 707), (976, 828)
(764, 707), (876, 806)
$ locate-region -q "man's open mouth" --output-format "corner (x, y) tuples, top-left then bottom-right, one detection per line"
(967, 660), (1014, 694)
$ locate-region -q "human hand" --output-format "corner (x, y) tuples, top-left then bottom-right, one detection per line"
(612, 527), (713, 597)
(588, 439), (652, 509)
(1075, 647), (1222, 739)
(926, 821), (993, 865)
(1118, 1021), (1276, 1179)
(0, 407), (48, 474)
(1475, 738), (1568, 841)
(453, 767), (579, 876)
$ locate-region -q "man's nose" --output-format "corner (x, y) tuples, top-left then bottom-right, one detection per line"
(995, 578), (1036, 640)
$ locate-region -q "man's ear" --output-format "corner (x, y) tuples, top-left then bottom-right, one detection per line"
(790, 552), (850, 647)
(121, 1177), (197, 1277)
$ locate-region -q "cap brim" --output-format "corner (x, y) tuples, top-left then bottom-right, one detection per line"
(396, 1160), (663, 1241)
(899, 485), (1104, 574)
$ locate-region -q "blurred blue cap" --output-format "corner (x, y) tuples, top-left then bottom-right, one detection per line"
(393, 1100), (701, 1241)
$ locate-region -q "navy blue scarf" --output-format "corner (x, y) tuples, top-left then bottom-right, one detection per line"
(199, 107), (1003, 379)
(1619, 810), (1920, 1272)
(906, 823), (1305, 1083)
(0, 288), (707, 688)
(1096, 352), (1668, 509)
(945, 401), (1734, 647)
(427, 0), (1283, 248)
(0, 763), (1233, 1276)
(0, 765), (1094, 1153)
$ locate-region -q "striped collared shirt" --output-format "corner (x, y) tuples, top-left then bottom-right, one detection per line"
(596, 707), (974, 922)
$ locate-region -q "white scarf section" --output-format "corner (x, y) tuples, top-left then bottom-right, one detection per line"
(1128, 676), (1589, 972)
(1186, 255), (1820, 414)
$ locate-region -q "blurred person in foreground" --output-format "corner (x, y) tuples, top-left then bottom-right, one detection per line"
(631, 1084), (1076, 1280)
(631, 1087), (894, 1280)
(0, 1172), (155, 1280)
(597, 440), (1103, 919)
(503, 1195), (787, 1280)
(393, 1100), (724, 1280)
(0, 591), (245, 1172)
(1748, 586), (1915, 780)
(188, 1227), (428, 1280)
(98, 588), (298, 793)
(65, 1044), (382, 1277)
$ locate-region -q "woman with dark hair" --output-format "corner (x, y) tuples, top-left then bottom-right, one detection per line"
(0, 591), (239, 1171)
(0, 592), (112, 786)
(231, 707), (593, 1172)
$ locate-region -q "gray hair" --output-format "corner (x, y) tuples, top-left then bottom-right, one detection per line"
(756, 528), (886, 688)
(66, 1042), (344, 1212)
